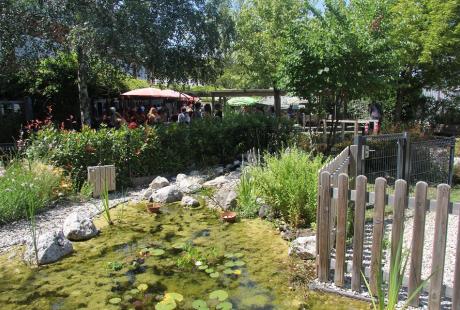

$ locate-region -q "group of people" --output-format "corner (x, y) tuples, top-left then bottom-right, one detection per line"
(96, 102), (222, 129)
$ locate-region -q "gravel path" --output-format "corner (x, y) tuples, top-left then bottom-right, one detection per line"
(328, 208), (459, 308)
(0, 188), (145, 254)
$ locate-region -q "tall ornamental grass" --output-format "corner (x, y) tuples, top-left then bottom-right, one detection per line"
(237, 148), (324, 227)
(0, 161), (68, 223)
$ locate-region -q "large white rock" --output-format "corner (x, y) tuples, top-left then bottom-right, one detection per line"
(177, 175), (204, 194)
(213, 181), (238, 210)
(149, 176), (170, 190)
(63, 213), (98, 241)
(204, 172), (240, 188)
(24, 231), (73, 265)
(181, 196), (200, 207)
(150, 185), (183, 203)
(143, 188), (153, 199)
(288, 236), (316, 260)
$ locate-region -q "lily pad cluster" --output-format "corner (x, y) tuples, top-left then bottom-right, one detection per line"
(107, 261), (123, 271)
(192, 290), (232, 310)
(155, 292), (184, 310)
(139, 247), (165, 257)
(222, 253), (245, 277)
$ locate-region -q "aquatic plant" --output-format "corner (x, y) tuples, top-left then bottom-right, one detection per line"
(210, 272), (220, 278)
(137, 283), (148, 292)
(108, 297), (121, 305)
(216, 301), (233, 310)
(209, 290), (228, 302)
(192, 299), (209, 310)
(107, 261), (123, 271)
(236, 168), (259, 218)
(151, 249), (165, 256)
(100, 182), (113, 225)
(155, 292), (183, 310)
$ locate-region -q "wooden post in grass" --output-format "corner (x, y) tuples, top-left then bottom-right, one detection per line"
(408, 181), (428, 307)
(318, 171), (331, 282)
(429, 184), (450, 310)
(351, 175), (367, 291)
(370, 177), (387, 296)
(87, 165), (116, 198)
(334, 173), (348, 287)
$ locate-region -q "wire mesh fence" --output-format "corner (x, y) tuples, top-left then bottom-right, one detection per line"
(355, 133), (455, 193)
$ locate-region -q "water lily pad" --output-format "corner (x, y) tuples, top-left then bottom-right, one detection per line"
(155, 299), (176, 310)
(216, 301), (233, 310)
(209, 272), (219, 278)
(137, 283), (148, 292)
(172, 243), (186, 251)
(209, 290), (228, 302)
(130, 288), (140, 295)
(233, 269), (242, 275)
(164, 292), (184, 303)
(223, 269), (233, 275)
(233, 253), (244, 258)
(233, 260), (245, 267)
(224, 253), (234, 259)
(124, 294), (133, 301)
(151, 249), (165, 256)
(224, 261), (235, 267)
(205, 268), (214, 274)
(192, 299), (209, 310)
(109, 297), (122, 305)
(198, 265), (209, 270)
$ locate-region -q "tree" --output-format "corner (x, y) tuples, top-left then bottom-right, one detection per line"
(233, 0), (304, 115)
(0, 0), (234, 125)
(389, 0), (460, 121)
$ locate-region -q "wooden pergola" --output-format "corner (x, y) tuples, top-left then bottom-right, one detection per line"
(187, 89), (287, 116)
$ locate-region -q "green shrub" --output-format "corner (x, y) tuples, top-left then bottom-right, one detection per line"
(240, 148), (323, 227)
(236, 169), (259, 218)
(0, 160), (67, 223)
(26, 113), (293, 189)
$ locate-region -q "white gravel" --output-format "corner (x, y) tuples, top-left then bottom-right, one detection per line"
(0, 188), (145, 254)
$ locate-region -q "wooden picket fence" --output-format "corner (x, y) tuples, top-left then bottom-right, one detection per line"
(317, 170), (460, 309)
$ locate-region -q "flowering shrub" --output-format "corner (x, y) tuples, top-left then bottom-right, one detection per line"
(0, 160), (68, 223)
(26, 113), (293, 189)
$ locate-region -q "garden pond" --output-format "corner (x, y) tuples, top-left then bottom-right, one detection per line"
(0, 202), (366, 309)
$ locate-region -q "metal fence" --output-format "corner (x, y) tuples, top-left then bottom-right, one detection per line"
(355, 133), (456, 190)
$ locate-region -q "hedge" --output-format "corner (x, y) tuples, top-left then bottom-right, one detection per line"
(26, 113), (293, 189)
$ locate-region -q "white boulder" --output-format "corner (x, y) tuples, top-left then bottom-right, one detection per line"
(150, 185), (183, 203)
(24, 231), (73, 265)
(63, 213), (98, 241)
(149, 176), (170, 190)
(181, 196), (200, 207)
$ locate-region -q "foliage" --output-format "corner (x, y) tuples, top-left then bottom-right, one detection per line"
(362, 236), (434, 310)
(236, 169), (259, 218)
(0, 112), (23, 143)
(239, 148), (323, 227)
(1, 0), (234, 121)
(0, 160), (67, 223)
(100, 182), (113, 225)
(233, 0), (303, 89)
(26, 114), (293, 190)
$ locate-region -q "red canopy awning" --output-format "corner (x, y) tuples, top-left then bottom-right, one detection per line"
(121, 88), (199, 102)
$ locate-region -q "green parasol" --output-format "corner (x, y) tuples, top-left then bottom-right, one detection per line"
(227, 97), (260, 106)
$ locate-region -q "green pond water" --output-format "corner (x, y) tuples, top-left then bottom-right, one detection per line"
(0, 202), (366, 310)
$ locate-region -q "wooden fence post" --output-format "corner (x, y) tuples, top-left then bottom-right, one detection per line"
(453, 208), (460, 310)
(334, 173), (349, 287)
(429, 184), (450, 310)
(354, 120), (359, 137)
(408, 181), (428, 307)
(349, 145), (358, 190)
(318, 171), (332, 282)
(351, 175), (367, 291)
(370, 177), (387, 295)
(390, 179), (407, 288)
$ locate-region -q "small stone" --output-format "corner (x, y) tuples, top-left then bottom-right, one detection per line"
(233, 160), (241, 167)
(176, 174), (187, 182)
(258, 205), (271, 219)
(288, 236), (316, 260)
(143, 188), (153, 200)
(181, 196), (200, 207)
(149, 176), (170, 190)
